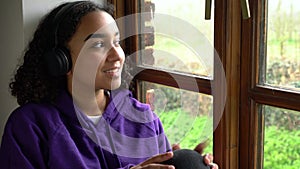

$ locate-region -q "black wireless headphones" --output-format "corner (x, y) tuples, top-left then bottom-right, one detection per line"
(161, 149), (210, 169)
(43, 1), (86, 76)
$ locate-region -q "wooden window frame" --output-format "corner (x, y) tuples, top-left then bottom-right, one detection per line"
(214, 0), (241, 168)
(240, 0), (300, 169)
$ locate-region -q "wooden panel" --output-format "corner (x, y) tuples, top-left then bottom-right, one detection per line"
(239, 0), (263, 169)
(213, 0), (226, 168)
(239, 0), (256, 168)
(213, 0), (242, 168)
(124, 0), (139, 54)
(134, 67), (212, 95)
(107, 0), (125, 18)
(250, 86), (300, 112)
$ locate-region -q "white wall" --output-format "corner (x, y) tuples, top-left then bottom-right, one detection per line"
(0, 0), (23, 144)
(23, 0), (106, 45)
(0, 0), (105, 144)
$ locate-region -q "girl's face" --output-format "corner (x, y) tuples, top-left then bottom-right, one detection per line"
(67, 10), (125, 91)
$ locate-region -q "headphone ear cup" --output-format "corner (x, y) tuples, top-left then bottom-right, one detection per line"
(43, 47), (72, 76)
(161, 149), (210, 169)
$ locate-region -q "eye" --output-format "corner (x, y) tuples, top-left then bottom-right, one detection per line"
(92, 41), (105, 48)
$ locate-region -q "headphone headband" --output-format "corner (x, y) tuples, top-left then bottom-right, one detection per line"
(44, 1), (87, 76)
(53, 1), (86, 45)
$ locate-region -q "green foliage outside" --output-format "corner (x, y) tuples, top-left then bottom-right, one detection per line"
(264, 106), (299, 131)
(263, 106), (300, 169)
(263, 126), (300, 169)
(157, 109), (213, 154)
(265, 0), (300, 90)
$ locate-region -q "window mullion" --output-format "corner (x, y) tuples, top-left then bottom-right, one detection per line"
(214, 0), (241, 169)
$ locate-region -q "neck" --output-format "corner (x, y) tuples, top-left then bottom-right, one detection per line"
(68, 83), (108, 116)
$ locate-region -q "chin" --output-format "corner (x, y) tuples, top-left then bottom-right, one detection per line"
(109, 79), (122, 90)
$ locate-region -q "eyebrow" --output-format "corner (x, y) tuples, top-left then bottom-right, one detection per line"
(84, 32), (119, 41)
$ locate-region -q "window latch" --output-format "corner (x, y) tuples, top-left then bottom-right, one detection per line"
(241, 0), (251, 19)
(205, 0), (212, 20)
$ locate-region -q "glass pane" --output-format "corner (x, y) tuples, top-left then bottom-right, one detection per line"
(263, 0), (300, 91)
(138, 0), (214, 78)
(139, 81), (213, 154)
(261, 105), (300, 169)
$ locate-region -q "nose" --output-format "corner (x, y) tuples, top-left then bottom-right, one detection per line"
(106, 45), (124, 62)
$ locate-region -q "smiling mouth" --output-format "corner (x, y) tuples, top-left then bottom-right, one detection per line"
(103, 67), (121, 77)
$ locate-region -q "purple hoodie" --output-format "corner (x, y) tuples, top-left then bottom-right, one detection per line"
(0, 89), (171, 169)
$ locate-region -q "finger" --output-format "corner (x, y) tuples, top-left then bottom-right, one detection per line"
(203, 153), (214, 165)
(141, 163), (175, 169)
(171, 143), (180, 150)
(194, 141), (208, 154)
(140, 152), (174, 166)
(208, 163), (219, 169)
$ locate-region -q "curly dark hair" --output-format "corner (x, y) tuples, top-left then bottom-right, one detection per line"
(9, 1), (114, 106)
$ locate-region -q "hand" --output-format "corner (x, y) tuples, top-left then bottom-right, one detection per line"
(131, 152), (175, 169)
(203, 154), (219, 169)
(171, 143), (180, 151)
(172, 142), (219, 169)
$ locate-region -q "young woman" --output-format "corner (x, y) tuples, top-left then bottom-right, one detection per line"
(0, 1), (218, 168)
